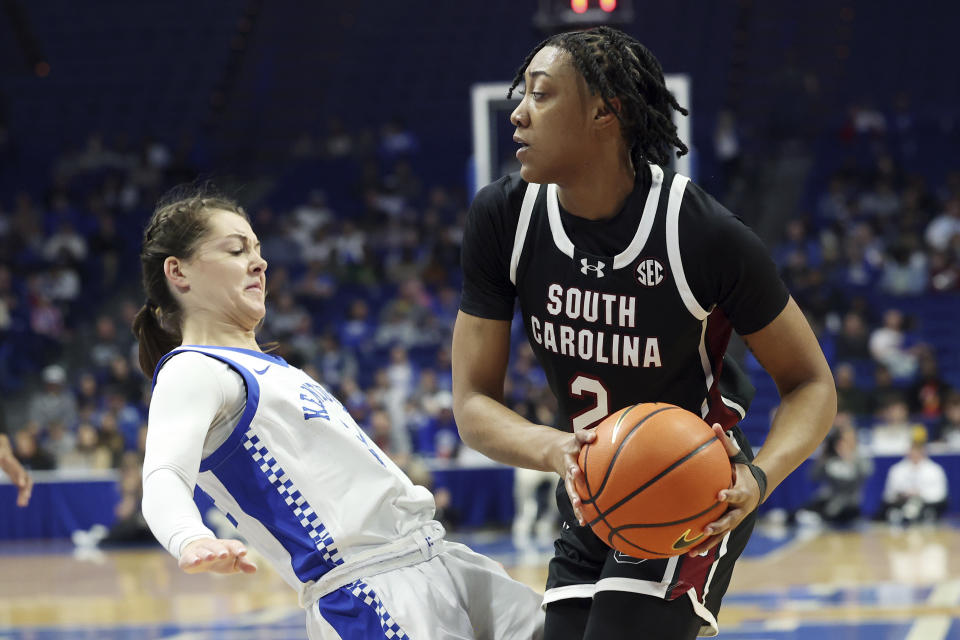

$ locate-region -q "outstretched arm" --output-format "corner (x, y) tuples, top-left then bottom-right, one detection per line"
(0, 434), (33, 507)
(143, 353), (256, 575)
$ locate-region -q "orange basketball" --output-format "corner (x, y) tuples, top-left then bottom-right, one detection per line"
(574, 403), (732, 559)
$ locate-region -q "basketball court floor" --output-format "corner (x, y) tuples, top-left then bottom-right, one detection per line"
(1, 520), (959, 639)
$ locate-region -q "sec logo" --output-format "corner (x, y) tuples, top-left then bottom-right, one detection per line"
(636, 258), (664, 287)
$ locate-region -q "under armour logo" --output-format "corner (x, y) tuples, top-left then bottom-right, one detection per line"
(580, 258), (605, 278)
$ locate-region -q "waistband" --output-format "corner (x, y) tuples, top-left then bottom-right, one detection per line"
(299, 520), (446, 607)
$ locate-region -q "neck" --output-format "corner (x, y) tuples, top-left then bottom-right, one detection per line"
(556, 148), (636, 221)
(180, 314), (261, 352)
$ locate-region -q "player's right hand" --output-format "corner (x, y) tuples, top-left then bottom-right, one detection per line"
(179, 538), (258, 575)
(548, 428), (597, 527)
(0, 435), (33, 507)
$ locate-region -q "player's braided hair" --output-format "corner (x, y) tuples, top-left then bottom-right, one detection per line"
(132, 186), (248, 378)
(508, 26), (688, 168)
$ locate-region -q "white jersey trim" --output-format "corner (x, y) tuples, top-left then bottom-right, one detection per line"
(665, 174), (708, 321)
(542, 164), (666, 270)
(721, 396), (747, 419)
(510, 182), (542, 286)
(546, 183), (575, 259)
(541, 583), (597, 606)
(686, 588), (720, 636)
(697, 319), (714, 419)
(613, 163), (664, 269)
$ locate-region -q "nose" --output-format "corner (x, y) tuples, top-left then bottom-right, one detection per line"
(252, 254), (267, 273)
(510, 103), (527, 128)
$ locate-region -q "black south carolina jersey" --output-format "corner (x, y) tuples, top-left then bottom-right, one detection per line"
(461, 164), (789, 433)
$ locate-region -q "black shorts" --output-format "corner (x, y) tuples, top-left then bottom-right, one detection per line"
(544, 427), (757, 637)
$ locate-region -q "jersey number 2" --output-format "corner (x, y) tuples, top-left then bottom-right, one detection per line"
(569, 374), (609, 430)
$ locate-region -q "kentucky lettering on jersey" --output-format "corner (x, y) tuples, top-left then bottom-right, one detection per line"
(152, 346), (437, 606)
(300, 381), (332, 421)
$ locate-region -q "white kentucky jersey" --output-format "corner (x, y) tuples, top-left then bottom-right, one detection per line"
(152, 345), (440, 606)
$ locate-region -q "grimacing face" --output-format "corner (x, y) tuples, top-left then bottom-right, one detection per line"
(173, 209), (268, 332)
(510, 46), (601, 185)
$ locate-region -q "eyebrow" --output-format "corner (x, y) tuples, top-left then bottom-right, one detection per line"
(526, 69), (552, 79)
(225, 233), (261, 248)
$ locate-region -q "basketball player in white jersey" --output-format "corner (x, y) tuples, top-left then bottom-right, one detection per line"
(134, 190), (544, 640)
(452, 27), (837, 638)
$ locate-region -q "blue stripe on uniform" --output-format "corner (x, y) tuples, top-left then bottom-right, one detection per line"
(318, 580), (408, 639)
(152, 346), (343, 584)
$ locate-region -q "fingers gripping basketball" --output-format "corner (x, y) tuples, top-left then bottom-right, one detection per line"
(574, 403), (731, 558)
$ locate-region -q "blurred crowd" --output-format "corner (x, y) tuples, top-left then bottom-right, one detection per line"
(1, 95), (959, 533)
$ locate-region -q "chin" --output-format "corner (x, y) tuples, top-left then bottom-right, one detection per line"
(519, 163), (542, 184)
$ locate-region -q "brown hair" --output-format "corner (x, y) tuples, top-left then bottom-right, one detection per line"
(131, 187), (248, 378)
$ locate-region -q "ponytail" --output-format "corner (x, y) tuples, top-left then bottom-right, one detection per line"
(132, 302), (181, 379)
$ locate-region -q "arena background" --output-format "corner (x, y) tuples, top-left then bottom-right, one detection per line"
(1, 2), (959, 638)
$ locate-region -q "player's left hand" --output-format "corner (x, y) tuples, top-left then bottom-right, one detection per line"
(686, 423), (762, 558)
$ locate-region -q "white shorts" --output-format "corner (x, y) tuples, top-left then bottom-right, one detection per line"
(306, 541), (544, 640)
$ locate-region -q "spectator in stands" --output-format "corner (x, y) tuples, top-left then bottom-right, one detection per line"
(834, 311), (872, 360)
(871, 398), (925, 455)
(291, 189), (333, 244)
(28, 364), (78, 431)
(908, 353), (952, 420)
(89, 210), (122, 289)
(313, 332), (358, 392)
(12, 429), (55, 471)
(338, 298), (374, 353)
(44, 419), (76, 466)
(96, 410), (128, 468)
(834, 363), (870, 416)
(419, 394), (459, 460)
(322, 115), (354, 158)
(72, 451), (155, 550)
(797, 423), (873, 526)
(379, 117), (420, 160)
(775, 219), (821, 268)
(868, 308), (920, 380)
(924, 196), (960, 252)
(89, 315), (123, 371)
(295, 257), (337, 300)
(929, 249), (960, 291)
(266, 291), (310, 339)
(818, 175), (852, 222)
(76, 371), (103, 417)
(106, 354), (144, 406)
(879, 238), (928, 295)
(859, 178), (901, 221)
(42, 220), (87, 265)
(0, 432), (32, 506)
(838, 224), (884, 290)
(58, 421), (112, 471)
(28, 293), (65, 342)
(867, 364), (903, 416)
(0, 264), (18, 334)
(936, 392), (960, 447)
(881, 440), (948, 525)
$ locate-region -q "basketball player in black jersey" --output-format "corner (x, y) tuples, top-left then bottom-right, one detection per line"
(451, 27), (836, 639)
